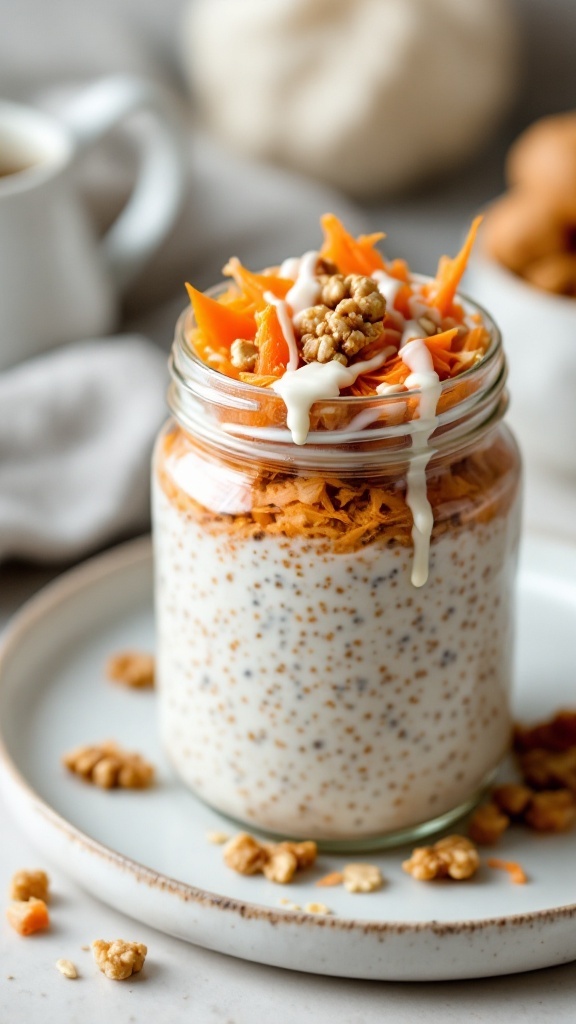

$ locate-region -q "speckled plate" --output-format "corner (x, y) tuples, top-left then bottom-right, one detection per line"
(1, 534), (576, 981)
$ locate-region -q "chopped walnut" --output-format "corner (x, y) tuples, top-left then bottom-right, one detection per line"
(468, 803), (510, 845)
(492, 783), (533, 818)
(106, 651), (155, 689)
(514, 710), (576, 753)
(277, 840), (318, 870)
(92, 939), (147, 980)
(9, 870), (49, 903)
(342, 863), (383, 893)
(55, 959), (78, 979)
(62, 741), (154, 789)
(520, 747), (576, 793)
(224, 833), (268, 875)
(524, 790), (576, 832)
(223, 833), (317, 883)
(6, 898), (50, 936)
(403, 835), (480, 881)
(296, 273), (386, 365)
(262, 848), (298, 884)
(230, 339), (258, 371)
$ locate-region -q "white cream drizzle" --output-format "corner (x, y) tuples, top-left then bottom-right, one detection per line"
(279, 256), (301, 280)
(263, 291), (299, 372)
(400, 320), (422, 348)
(272, 351), (389, 446)
(373, 269), (404, 307)
(399, 338), (441, 588)
(285, 250), (322, 315)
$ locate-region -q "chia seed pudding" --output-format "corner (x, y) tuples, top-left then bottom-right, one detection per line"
(152, 216), (522, 846)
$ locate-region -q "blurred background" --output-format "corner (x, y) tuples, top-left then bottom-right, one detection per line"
(0, 0), (575, 586)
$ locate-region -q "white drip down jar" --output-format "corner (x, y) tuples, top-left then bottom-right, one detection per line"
(152, 290), (521, 850)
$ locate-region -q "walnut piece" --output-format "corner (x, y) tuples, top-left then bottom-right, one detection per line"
(230, 339), (258, 371)
(492, 783), (534, 818)
(468, 802), (510, 845)
(524, 790), (576, 832)
(224, 833), (268, 875)
(107, 651), (155, 689)
(402, 835), (479, 881)
(296, 273), (386, 365)
(92, 939), (147, 980)
(262, 848), (298, 884)
(342, 863), (383, 893)
(9, 869), (49, 903)
(55, 959), (78, 979)
(520, 747), (576, 793)
(223, 832), (317, 883)
(6, 898), (50, 936)
(62, 741), (154, 789)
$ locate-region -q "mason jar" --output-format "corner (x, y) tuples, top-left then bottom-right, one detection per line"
(152, 292), (521, 850)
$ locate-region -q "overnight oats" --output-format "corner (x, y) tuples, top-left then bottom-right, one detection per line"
(152, 215), (521, 848)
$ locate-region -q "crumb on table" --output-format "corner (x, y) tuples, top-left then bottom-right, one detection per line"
(55, 959), (78, 979)
(92, 939), (147, 980)
(6, 898), (50, 936)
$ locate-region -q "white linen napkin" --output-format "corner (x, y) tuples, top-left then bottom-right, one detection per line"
(0, 337), (167, 562)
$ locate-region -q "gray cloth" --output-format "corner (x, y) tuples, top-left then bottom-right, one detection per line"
(0, 338), (167, 562)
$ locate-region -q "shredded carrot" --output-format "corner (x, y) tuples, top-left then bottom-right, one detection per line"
(315, 872), (344, 888)
(320, 213), (387, 275)
(428, 216), (483, 317)
(254, 304), (290, 376)
(223, 257), (293, 313)
(487, 858), (528, 884)
(185, 283), (257, 350)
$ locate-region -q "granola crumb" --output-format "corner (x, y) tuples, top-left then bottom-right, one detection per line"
(524, 790), (576, 832)
(520, 748), (576, 793)
(205, 830), (230, 845)
(62, 741), (154, 789)
(223, 833), (317, 883)
(304, 902), (333, 915)
(55, 959), (78, 979)
(80, 945), (90, 951)
(403, 835), (480, 881)
(92, 939), (147, 981)
(278, 898), (301, 911)
(106, 651), (155, 689)
(9, 870), (49, 903)
(342, 863), (383, 893)
(316, 871), (344, 888)
(6, 898), (50, 936)
(487, 858), (528, 884)
(468, 802), (510, 845)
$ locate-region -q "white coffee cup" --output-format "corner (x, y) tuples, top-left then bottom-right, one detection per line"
(0, 76), (187, 371)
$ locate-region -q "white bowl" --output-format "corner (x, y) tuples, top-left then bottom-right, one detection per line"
(465, 252), (576, 483)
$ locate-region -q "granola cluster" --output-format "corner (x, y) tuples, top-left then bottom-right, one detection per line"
(92, 939), (147, 980)
(469, 710), (576, 843)
(402, 835), (480, 881)
(9, 869), (49, 903)
(62, 741), (154, 789)
(223, 832), (317, 884)
(295, 273), (386, 365)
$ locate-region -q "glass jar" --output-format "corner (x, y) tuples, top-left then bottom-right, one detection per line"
(152, 292), (521, 850)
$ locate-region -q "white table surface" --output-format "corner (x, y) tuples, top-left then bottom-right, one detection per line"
(1, 556), (576, 1024)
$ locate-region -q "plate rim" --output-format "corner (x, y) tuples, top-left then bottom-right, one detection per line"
(2, 532), (576, 937)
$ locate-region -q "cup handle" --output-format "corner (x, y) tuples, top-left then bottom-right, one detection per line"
(60, 75), (187, 292)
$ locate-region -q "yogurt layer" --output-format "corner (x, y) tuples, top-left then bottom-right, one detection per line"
(154, 479), (520, 840)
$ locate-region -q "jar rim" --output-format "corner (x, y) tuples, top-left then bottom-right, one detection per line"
(168, 277), (508, 468)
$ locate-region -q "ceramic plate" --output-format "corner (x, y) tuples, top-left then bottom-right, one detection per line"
(1, 535), (576, 982)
